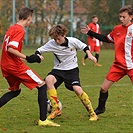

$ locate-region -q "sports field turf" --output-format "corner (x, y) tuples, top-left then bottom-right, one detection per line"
(0, 49), (132, 133)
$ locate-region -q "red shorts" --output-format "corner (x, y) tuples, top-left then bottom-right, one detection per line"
(1, 64), (43, 91)
(106, 65), (133, 82)
(89, 45), (100, 53)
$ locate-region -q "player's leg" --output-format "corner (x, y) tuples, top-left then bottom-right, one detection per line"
(21, 68), (60, 126)
(0, 76), (21, 108)
(82, 54), (88, 66)
(36, 83), (59, 126)
(45, 73), (63, 120)
(73, 86), (98, 121)
(94, 46), (102, 67)
(94, 79), (113, 115)
(0, 90), (21, 107)
(95, 65), (125, 115)
(65, 67), (98, 121)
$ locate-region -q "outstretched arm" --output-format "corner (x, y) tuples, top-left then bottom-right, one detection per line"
(81, 26), (110, 43)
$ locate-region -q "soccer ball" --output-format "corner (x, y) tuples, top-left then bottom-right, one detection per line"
(47, 99), (62, 114)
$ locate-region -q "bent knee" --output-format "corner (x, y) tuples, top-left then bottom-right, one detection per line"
(45, 75), (56, 84)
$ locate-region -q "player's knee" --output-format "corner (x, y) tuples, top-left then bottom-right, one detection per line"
(45, 75), (56, 87)
(100, 87), (108, 93)
(13, 89), (21, 97)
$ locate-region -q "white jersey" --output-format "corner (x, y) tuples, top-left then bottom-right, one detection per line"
(37, 37), (87, 70)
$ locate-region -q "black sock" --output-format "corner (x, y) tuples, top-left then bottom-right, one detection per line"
(98, 91), (108, 109)
(0, 89), (21, 107)
(37, 84), (47, 121)
(84, 54), (88, 60)
(95, 53), (99, 62)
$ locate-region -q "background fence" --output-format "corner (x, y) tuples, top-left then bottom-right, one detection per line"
(0, 0), (133, 47)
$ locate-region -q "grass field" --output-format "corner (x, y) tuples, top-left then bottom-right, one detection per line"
(0, 49), (132, 133)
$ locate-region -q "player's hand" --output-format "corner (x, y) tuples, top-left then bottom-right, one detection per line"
(88, 55), (97, 64)
(20, 58), (27, 62)
(92, 38), (96, 42)
(81, 26), (90, 34)
(37, 54), (44, 61)
(100, 41), (103, 46)
(26, 54), (42, 63)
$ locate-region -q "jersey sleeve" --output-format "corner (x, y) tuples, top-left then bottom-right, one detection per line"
(37, 40), (54, 54)
(8, 29), (24, 50)
(72, 38), (87, 50)
(106, 27), (116, 43)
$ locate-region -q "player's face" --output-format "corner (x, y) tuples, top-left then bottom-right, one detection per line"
(92, 17), (98, 24)
(119, 11), (132, 26)
(54, 35), (66, 45)
(25, 16), (32, 28)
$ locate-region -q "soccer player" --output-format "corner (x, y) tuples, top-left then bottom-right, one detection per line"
(81, 5), (133, 115)
(0, 7), (59, 127)
(35, 24), (98, 121)
(82, 15), (103, 66)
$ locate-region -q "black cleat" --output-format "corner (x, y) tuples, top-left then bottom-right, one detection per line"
(94, 107), (106, 115)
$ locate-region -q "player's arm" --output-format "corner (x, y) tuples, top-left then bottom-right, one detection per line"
(83, 46), (97, 64)
(81, 26), (110, 43)
(87, 30), (110, 43)
(7, 47), (26, 59)
(7, 47), (42, 63)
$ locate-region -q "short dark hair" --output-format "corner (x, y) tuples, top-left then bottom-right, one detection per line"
(18, 7), (34, 20)
(119, 5), (133, 16)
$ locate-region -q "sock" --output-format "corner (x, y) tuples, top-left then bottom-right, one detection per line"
(97, 91), (108, 110)
(84, 54), (88, 60)
(47, 88), (59, 111)
(95, 53), (99, 62)
(37, 84), (47, 121)
(0, 89), (21, 107)
(78, 91), (95, 115)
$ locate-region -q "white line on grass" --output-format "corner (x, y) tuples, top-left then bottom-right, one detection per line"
(0, 83), (131, 92)
(82, 83), (131, 88)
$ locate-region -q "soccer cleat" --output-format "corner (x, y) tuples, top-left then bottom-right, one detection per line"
(94, 63), (102, 67)
(35, 119), (60, 127)
(94, 107), (106, 115)
(47, 109), (62, 120)
(82, 58), (86, 66)
(89, 113), (98, 121)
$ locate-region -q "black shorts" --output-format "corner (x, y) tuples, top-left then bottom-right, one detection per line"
(47, 67), (81, 91)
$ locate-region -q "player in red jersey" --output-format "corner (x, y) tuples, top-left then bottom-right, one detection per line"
(81, 5), (133, 115)
(82, 15), (103, 66)
(0, 7), (59, 127)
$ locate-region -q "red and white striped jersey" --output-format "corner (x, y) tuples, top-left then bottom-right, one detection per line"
(107, 23), (133, 70)
(88, 22), (101, 46)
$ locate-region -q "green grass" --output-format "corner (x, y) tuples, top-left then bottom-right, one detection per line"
(0, 49), (132, 133)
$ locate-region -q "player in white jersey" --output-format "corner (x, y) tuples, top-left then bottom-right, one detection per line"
(35, 24), (98, 121)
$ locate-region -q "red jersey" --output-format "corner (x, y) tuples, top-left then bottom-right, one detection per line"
(107, 23), (133, 70)
(0, 23), (43, 90)
(88, 22), (101, 46)
(1, 23), (25, 69)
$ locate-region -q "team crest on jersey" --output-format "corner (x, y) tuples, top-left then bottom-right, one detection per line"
(127, 32), (132, 37)
(70, 47), (75, 51)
